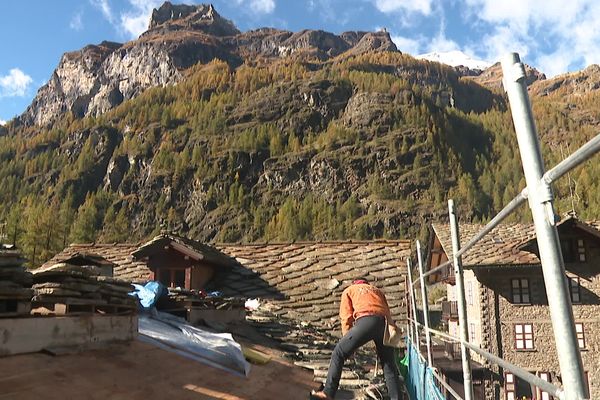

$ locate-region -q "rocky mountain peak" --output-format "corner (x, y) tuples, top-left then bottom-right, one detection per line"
(146, 2), (240, 37)
(467, 61), (546, 90)
(18, 3), (401, 127)
(529, 63), (600, 97)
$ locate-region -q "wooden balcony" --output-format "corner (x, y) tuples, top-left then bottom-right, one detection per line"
(440, 264), (455, 284)
(442, 300), (458, 321)
(444, 340), (462, 360)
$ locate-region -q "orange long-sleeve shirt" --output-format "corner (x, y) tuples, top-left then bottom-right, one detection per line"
(339, 283), (393, 335)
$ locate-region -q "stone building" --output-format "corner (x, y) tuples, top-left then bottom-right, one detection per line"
(427, 216), (600, 400)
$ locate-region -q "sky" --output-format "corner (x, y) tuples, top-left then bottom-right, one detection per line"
(2, 0), (600, 124)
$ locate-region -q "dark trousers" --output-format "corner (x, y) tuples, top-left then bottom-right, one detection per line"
(324, 315), (401, 399)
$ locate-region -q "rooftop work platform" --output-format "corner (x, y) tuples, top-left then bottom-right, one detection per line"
(0, 340), (317, 400)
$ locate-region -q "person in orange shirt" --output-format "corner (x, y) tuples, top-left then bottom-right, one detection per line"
(310, 278), (401, 400)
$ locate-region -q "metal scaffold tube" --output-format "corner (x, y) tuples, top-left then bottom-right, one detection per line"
(416, 240), (433, 367)
(501, 52), (587, 400)
(406, 258), (420, 344)
(448, 199), (474, 400)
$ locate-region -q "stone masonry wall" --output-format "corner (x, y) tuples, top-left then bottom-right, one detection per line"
(476, 231), (600, 400)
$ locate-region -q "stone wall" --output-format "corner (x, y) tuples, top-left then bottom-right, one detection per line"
(475, 232), (600, 400)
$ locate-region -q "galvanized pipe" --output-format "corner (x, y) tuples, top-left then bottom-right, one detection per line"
(406, 258), (420, 344)
(544, 133), (600, 185)
(416, 189), (527, 285)
(502, 52), (587, 400)
(448, 199), (474, 400)
(416, 259), (452, 283)
(416, 240), (434, 366)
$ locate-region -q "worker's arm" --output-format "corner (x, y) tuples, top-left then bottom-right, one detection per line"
(339, 289), (354, 336)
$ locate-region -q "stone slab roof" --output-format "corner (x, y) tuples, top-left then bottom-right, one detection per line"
(432, 217), (600, 267)
(40, 239), (410, 395)
(43, 240), (410, 332)
(216, 241), (411, 333)
(40, 244), (147, 282)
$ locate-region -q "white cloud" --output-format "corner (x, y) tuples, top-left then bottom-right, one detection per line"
(235, 0), (276, 14)
(426, 32), (460, 53)
(70, 11), (84, 31)
(0, 119), (6, 126)
(391, 35), (422, 55)
(0, 68), (33, 98)
(90, 0), (114, 23)
(462, 0), (600, 76)
(373, 0), (432, 15)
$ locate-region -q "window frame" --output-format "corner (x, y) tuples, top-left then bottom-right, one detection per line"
(466, 281), (474, 306)
(468, 322), (476, 343)
(505, 372), (515, 400)
(575, 323), (586, 349)
(537, 372), (551, 400)
(561, 237), (587, 263)
(511, 278), (531, 304)
(569, 277), (582, 304)
(514, 323), (534, 350)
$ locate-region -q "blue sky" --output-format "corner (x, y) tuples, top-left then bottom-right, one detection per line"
(2, 0), (600, 124)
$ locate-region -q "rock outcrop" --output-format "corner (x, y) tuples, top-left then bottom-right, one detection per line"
(529, 64), (600, 97)
(467, 61), (546, 90)
(19, 2), (399, 127)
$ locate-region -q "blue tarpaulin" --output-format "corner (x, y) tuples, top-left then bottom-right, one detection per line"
(131, 281), (168, 308)
(405, 337), (446, 400)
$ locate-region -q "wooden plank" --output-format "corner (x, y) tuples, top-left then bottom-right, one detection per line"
(31, 303), (95, 316)
(0, 315), (138, 356)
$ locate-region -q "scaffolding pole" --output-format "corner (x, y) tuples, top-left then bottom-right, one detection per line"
(502, 52), (587, 400)
(448, 199), (474, 400)
(416, 240), (433, 367)
(406, 258), (420, 344)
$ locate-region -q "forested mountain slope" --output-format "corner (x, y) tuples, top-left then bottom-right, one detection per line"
(1, 2), (599, 267)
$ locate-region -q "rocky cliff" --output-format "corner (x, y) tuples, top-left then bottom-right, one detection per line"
(18, 1), (397, 127)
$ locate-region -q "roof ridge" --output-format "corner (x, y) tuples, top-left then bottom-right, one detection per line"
(216, 239), (411, 246)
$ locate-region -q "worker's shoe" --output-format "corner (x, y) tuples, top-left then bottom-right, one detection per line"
(310, 390), (332, 400)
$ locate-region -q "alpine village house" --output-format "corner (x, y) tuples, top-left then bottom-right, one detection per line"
(427, 215), (600, 400)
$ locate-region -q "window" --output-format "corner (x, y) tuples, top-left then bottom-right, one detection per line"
(466, 282), (474, 305)
(515, 323), (534, 350)
(537, 372), (550, 400)
(505, 373), (515, 400)
(584, 371), (590, 399)
(561, 238), (586, 263)
(575, 323), (585, 349)
(569, 277), (581, 303)
(156, 268), (187, 288)
(469, 323), (476, 343)
(577, 239), (586, 262)
(511, 278), (530, 304)
(505, 372), (534, 400)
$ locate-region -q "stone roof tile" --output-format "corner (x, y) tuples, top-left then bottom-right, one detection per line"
(432, 217), (600, 267)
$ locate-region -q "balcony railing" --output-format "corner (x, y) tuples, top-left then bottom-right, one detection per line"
(440, 263), (455, 284)
(442, 300), (458, 321)
(444, 340), (462, 360)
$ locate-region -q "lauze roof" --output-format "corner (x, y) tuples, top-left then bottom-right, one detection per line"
(431, 217), (600, 268)
(42, 239), (411, 332)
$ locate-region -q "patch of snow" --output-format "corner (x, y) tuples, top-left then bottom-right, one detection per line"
(416, 50), (492, 70)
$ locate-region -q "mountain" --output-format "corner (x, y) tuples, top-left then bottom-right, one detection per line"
(1, 2), (600, 268)
(468, 61), (546, 89)
(417, 50), (492, 71)
(17, 1), (396, 127)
